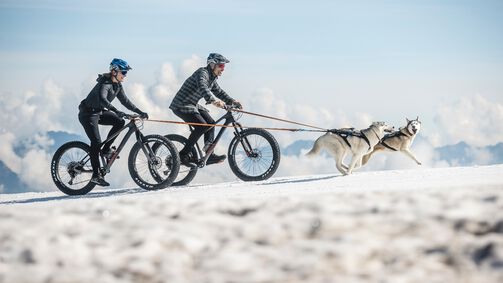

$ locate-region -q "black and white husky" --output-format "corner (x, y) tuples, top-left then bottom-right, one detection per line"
(306, 122), (394, 175)
(362, 117), (422, 166)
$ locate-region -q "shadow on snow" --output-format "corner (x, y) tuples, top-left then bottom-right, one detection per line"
(0, 187), (146, 205)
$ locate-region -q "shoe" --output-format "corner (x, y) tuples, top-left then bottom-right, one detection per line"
(180, 152), (197, 168)
(90, 175), (110, 187)
(206, 153), (226, 165)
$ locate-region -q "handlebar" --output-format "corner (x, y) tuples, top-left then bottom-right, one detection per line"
(223, 104), (243, 111)
(123, 113), (141, 120)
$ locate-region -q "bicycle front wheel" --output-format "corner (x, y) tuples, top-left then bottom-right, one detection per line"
(228, 128), (280, 181)
(128, 135), (180, 190)
(51, 141), (96, 195)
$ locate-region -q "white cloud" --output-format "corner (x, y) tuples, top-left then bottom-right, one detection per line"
(18, 149), (53, 192)
(0, 131), (21, 173)
(433, 95), (503, 147)
(181, 54), (204, 79)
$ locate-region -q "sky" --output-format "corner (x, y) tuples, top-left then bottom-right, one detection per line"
(1, 0), (503, 192)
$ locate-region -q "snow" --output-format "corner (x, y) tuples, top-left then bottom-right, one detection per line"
(1, 165), (503, 283)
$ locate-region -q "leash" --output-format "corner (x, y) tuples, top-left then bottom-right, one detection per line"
(230, 109), (327, 131)
(147, 119), (327, 133)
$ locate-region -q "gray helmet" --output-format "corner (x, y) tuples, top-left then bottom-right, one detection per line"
(207, 53), (230, 65)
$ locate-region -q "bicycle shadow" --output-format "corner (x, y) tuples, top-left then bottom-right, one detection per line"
(259, 174), (339, 186)
(0, 187), (146, 205)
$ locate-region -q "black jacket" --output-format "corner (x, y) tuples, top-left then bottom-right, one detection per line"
(80, 73), (140, 113)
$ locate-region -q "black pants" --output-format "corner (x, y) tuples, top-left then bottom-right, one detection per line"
(173, 109), (215, 156)
(78, 110), (125, 176)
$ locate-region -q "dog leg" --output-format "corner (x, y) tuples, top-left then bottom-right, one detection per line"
(403, 149), (422, 165)
(346, 154), (363, 175)
(362, 145), (385, 166)
(334, 150), (348, 175)
(340, 151), (349, 170)
(362, 150), (376, 166)
(354, 156), (363, 170)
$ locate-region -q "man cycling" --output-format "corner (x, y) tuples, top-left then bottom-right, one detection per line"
(170, 53), (242, 167)
(78, 58), (149, 186)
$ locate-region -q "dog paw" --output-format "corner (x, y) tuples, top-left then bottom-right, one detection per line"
(417, 162), (422, 165)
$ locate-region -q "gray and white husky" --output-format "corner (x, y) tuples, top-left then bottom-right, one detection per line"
(362, 117), (422, 166)
(306, 122), (394, 175)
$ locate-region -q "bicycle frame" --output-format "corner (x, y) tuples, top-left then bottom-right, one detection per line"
(79, 116), (154, 175)
(191, 109), (255, 167)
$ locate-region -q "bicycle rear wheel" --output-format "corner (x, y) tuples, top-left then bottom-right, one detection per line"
(128, 135), (180, 190)
(160, 134), (198, 186)
(51, 141), (96, 195)
(228, 128), (280, 181)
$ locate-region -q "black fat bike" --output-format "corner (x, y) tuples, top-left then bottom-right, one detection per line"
(51, 114), (180, 195)
(159, 106), (281, 186)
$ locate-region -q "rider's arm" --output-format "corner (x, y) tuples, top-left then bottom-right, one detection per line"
(198, 71), (217, 104)
(116, 86), (142, 113)
(99, 84), (119, 112)
(211, 81), (234, 105)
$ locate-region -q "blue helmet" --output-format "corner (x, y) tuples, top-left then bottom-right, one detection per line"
(207, 53), (230, 65)
(110, 58), (132, 72)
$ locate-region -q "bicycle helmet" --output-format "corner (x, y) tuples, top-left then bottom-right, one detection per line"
(207, 53), (230, 65)
(110, 58), (132, 72)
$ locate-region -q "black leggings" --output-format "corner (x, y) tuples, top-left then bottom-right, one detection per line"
(78, 110), (125, 176)
(173, 109), (215, 155)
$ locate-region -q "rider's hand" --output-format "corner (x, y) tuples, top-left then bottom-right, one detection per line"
(212, 100), (225, 109)
(115, 111), (126, 118)
(231, 100), (243, 109)
(139, 111), (149, 119)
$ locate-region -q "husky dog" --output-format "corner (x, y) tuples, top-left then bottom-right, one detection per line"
(306, 122), (394, 175)
(362, 117), (422, 166)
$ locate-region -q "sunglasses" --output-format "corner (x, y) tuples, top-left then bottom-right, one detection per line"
(217, 63), (225, 69)
(120, 70), (128, 75)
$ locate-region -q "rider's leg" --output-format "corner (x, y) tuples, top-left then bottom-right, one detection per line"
(78, 112), (102, 177)
(173, 110), (211, 156)
(198, 110), (225, 164)
(199, 110), (215, 150)
(99, 111), (125, 153)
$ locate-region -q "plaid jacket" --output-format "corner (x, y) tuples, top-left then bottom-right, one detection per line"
(169, 66), (234, 114)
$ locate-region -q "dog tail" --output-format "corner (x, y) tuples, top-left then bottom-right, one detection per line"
(305, 136), (324, 157)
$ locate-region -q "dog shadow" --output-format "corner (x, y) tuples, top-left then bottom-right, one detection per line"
(0, 187), (147, 205)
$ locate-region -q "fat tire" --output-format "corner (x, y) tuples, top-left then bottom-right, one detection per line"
(164, 134), (198, 186)
(128, 135), (180, 190)
(228, 128), (280, 181)
(51, 141), (96, 195)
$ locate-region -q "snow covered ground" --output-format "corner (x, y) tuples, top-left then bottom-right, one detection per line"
(1, 165), (503, 283)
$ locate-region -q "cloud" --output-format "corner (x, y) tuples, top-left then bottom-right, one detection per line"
(433, 95), (503, 147)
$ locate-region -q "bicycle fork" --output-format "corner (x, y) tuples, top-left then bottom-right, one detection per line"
(233, 125), (256, 157)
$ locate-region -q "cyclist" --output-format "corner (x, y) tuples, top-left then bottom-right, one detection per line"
(78, 58), (149, 186)
(169, 53), (242, 167)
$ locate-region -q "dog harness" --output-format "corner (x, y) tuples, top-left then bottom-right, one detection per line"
(329, 128), (371, 150)
(379, 127), (413, 151)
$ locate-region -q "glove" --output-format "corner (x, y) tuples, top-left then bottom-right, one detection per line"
(115, 111), (126, 118)
(139, 111), (149, 119)
(232, 100), (243, 109)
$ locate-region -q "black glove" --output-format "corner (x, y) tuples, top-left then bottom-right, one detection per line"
(139, 111), (149, 119)
(232, 101), (243, 109)
(115, 111), (126, 118)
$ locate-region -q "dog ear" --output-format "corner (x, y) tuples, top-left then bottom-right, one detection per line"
(416, 116), (419, 121)
(406, 117), (410, 123)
